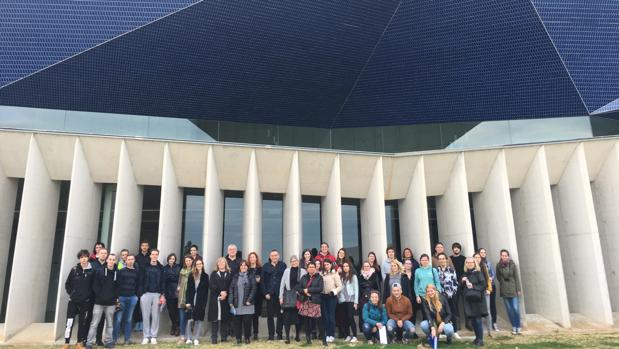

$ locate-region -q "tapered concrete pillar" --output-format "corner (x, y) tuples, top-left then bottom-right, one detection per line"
(3, 136), (60, 339)
(511, 147), (570, 327)
(398, 157), (431, 259)
(283, 152), (302, 261)
(321, 155), (343, 251)
(158, 144), (183, 259)
(435, 154), (474, 255)
(552, 144), (613, 325)
(203, 147), (224, 272)
(243, 150), (262, 256)
(110, 141), (143, 253)
(0, 165), (18, 317)
(360, 157), (388, 259)
(591, 143), (619, 312)
(53, 139), (102, 339)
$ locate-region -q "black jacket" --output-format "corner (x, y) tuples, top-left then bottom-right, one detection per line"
(117, 267), (139, 297)
(461, 270), (488, 318)
(135, 251), (150, 274)
(228, 273), (257, 308)
(382, 274), (412, 302)
(163, 263), (181, 299)
(65, 263), (94, 303)
(185, 271), (209, 321)
(261, 261), (286, 297)
(91, 259), (106, 273)
(208, 270), (233, 321)
(139, 262), (165, 296)
(421, 294), (452, 325)
(296, 273), (324, 304)
(93, 266), (119, 305)
(226, 256), (241, 275)
(358, 271), (381, 301)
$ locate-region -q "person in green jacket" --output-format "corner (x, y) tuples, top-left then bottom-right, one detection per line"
(414, 254), (442, 304)
(362, 290), (387, 344)
(495, 249), (522, 335)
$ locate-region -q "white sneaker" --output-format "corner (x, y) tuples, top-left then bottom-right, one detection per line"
(493, 323), (500, 331)
(368, 340), (373, 344)
(150, 338), (157, 345)
(186, 339), (193, 344)
(453, 332), (461, 340)
(344, 336), (352, 342)
(328, 336), (335, 342)
(193, 339), (199, 346)
(141, 338), (149, 345)
(350, 337), (358, 343)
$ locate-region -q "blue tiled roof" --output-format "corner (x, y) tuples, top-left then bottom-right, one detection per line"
(0, 0), (615, 127)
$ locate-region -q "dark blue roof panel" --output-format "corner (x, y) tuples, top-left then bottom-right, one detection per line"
(0, 0), (199, 87)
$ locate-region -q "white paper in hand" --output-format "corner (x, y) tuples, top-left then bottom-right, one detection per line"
(378, 326), (388, 344)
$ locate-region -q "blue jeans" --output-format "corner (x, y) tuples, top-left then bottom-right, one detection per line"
(179, 308), (187, 338)
(362, 322), (380, 341)
(471, 317), (483, 343)
(503, 297), (521, 329)
(386, 319), (415, 340)
(113, 295), (137, 342)
(420, 320), (454, 340)
(321, 294), (337, 337)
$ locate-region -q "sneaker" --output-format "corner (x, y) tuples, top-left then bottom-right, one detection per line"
(186, 339), (192, 344)
(344, 336), (352, 342)
(516, 328), (523, 335)
(150, 338), (157, 345)
(141, 338), (149, 345)
(350, 337), (358, 343)
(367, 340), (373, 345)
(493, 324), (499, 331)
(194, 339), (200, 346)
(453, 332), (461, 340)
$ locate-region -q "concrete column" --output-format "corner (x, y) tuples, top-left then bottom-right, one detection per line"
(110, 141), (143, 253)
(511, 147), (570, 327)
(360, 157), (388, 259)
(203, 147), (224, 272)
(243, 150), (262, 256)
(435, 154), (474, 255)
(157, 144), (183, 259)
(591, 142), (619, 312)
(0, 165), (18, 317)
(552, 144), (613, 325)
(53, 139), (102, 339)
(398, 157), (431, 259)
(283, 152), (302, 261)
(3, 136), (60, 339)
(321, 155), (343, 251)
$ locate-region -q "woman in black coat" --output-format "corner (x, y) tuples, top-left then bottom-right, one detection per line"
(296, 263), (326, 345)
(208, 257), (233, 344)
(247, 252), (263, 340)
(163, 253), (181, 335)
(358, 261), (381, 332)
(184, 259), (209, 345)
(461, 257), (488, 347)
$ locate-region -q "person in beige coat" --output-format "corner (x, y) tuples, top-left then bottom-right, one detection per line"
(321, 259), (342, 343)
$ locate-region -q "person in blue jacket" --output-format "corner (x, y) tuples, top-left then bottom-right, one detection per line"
(362, 290), (388, 344)
(414, 254), (442, 305)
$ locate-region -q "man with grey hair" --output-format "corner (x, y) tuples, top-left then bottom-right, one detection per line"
(385, 283), (415, 344)
(226, 244), (241, 275)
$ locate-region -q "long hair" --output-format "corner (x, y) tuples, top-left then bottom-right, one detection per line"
(247, 251), (262, 268)
(340, 261), (354, 283)
(389, 260), (403, 277)
(336, 248), (348, 263)
(425, 284), (443, 323)
(192, 259), (204, 279)
(214, 257), (230, 272)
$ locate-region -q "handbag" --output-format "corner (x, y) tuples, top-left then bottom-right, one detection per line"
(464, 287), (482, 302)
(282, 289), (298, 309)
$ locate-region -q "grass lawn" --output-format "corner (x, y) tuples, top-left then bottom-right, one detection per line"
(2, 332), (619, 348)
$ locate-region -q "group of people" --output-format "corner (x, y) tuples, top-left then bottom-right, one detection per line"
(63, 240), (523, 348)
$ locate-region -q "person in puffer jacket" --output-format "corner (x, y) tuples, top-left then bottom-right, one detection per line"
(86, 254), (119, 349)
(362, 290), (388, 344)
(63, 249), (94, 349)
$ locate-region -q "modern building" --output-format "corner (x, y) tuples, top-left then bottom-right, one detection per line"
(1, 0), (618, 343)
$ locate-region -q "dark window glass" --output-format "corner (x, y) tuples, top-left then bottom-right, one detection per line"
(262, 193), (283, 262)
(302, 196), (322, 251)
(181, 188), (204, 256)
(45, 181), (70, 322)
(97, 184), (116, 248)
(385, 200), (401, 260)
(140, 186), (161, 247)
(427, 196), (439, 248)
(341, 198), (362, 267)
(0, 179), (23, 322)
(222, 191), (243, 256)
(469, 193), (478, 252)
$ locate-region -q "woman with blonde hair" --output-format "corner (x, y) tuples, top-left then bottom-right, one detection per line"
(184, 258), (209, 345)
(420, 284), (454, 345)
(208, 257), (232, 344)
(383, 259), (410, 301)
(461, 257), (488, 346)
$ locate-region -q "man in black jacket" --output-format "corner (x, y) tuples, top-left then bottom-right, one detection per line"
(133, 240), (151, 332)
(138, 249), (166, 345)
(86, 254), (118, 349)
(261, 249), (287, 340)
(63, 249), (94, 349)
(90, 247), (108, 345)
(113, 254), (139, 345)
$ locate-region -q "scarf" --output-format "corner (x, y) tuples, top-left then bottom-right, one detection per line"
(361, 268), (375, 280)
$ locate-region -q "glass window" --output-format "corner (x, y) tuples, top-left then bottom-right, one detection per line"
(0, 179), (23, 323)
(97, 184), (116, 248)
(181, 189), (205, 256)
(222, 191), (244, 256)
(262, 194), (283, 262)
(469, 193), (478, 252)
(140, 186), (161, 248)
(302, 196), (322, 251)
(385, 200), (401, 260)
(45, 181), (70, 322)
(341, 198), (362, 267)
(427, 196), (439, 248)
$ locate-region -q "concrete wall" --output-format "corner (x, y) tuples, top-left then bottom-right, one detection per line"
(283, 152), (302, 261)
(157, 144), (183, 259)
(321, 155), (343, 251)
(398, 157), (431, 259)
(360, 157), (388, 260)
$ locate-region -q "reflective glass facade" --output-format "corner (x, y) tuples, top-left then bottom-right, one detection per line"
(262, 194), (283, 262)
(45, 181), (70, 322)
(222, 191), (243, 256)
(181, 189), (204, 255)
(302, 196), (322, 251)
(140, 186), (161, 247)
(385, 201), (401, 259)
(97, 184), (116, 248)
(341, 199), (362, 267)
